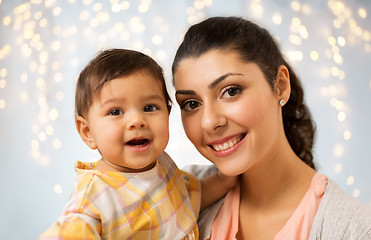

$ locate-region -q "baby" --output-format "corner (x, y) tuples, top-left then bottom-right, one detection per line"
(39, 49), (235, 239)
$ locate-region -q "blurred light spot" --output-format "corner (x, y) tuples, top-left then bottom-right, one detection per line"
(337, 111), (346, 122)
(343, 130), (351, 140)
(155, 50), (166, 61)
(54, 184), (63, 194)
(53, 7), (61, 16)
(331, 66), (339, 76)
(291, 1), (300, 11)
(31, 140), (39, 149)
(154, 16), (164, 24)
(333, 19), (341, 28)
(298, 25), (308, 39)
(334, 163), (342, 173)
(328, 36), (336, 46)
(138, 3), (149, 12)
(20, 90), (28, 103)
(113, 22), (124, 32)
(249, 2), (263, 19)
(335, 100), (343, 110)
(152, 35), (162, 45)
(194, 0), (204, 9)
(203, 0), (213, 6)
(333, 53), (343, 65)
(80, 10), (90, 20)
(83, 0), (92, 5)
(120, 31), (130, 40)
(320, 87), (329, 96)
(56, 91), (64, 101)
(358, 8), (367, 18)
(333, 144), (344, 158)
(337, 36), (346, 46)
(70, 58), (79, 68)
(121, 1), (130, 10)
(353, 189), (360, 198)
(39, 51), (48, 64)
(51, 41), (61, 51)
(45, 125), (54, 136)
(49, 108), (59, 121)
(93, 3), (102, 12)
(289, 34), (302, 45)
(3, 16), (11, 25)
(301, 4), (311, 14)
(39, 18), (48, 27)
(51, 61), (60, 71)
(34, 11), (42, 20)
(32, 124), (40, 133)
(0, 45), (11, 60)
(36, 77), (45, 88)
(111, 3), (121, 13)
(186, 7), (196, 15)
(0, 99), (6, 109)
(53, 139), (62, 149)
(0, 79), (6, 88)
(38, 131), (47, 142)
(287, 50), (303, 61)
(310, 51), (319, 61)
(346, 176), (354, 186)
(338, 70), (345, 80)
(133, 41), (144, 50)
(54, 73), (63, 82)
(272, 12), (282, 25)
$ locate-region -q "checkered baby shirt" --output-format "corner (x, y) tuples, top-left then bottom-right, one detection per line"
(39, 152), (201, 239)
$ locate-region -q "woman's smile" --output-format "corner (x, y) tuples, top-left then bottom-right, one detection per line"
(208, 133), (246, 154)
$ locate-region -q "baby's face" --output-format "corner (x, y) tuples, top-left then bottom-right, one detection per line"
(85, 69), (170, 172)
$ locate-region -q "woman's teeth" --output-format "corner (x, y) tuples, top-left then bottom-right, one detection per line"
(212, 136), (242, 151)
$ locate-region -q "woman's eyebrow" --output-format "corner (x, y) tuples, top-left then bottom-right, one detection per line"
(175, 89), (196, 95)
(208, 73), (244, 89)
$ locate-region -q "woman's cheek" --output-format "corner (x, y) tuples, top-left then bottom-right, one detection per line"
(182, 115), (201, 145)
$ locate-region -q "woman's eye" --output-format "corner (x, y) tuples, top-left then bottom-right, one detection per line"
(144, 105), (158, 112)
(181, 100), (201, 112)
(222, 86), (242, 98)
(109, 109), (123, 116)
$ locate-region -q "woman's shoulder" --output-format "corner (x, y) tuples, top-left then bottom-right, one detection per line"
(310, 177), (371, 239)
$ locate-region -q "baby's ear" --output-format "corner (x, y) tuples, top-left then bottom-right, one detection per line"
(75, 116), (97, 150)
(274, 65), (291, 102)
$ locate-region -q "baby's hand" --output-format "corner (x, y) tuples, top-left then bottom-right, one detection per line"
(217, 171), (238, 190)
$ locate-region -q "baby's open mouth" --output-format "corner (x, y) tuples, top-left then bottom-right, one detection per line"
(210, 133), (246, 152)
(126, 138), (149, 146)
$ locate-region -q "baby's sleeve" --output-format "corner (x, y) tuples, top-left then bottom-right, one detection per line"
(38, 213), (101, 240)
(181, 170), (202, 218)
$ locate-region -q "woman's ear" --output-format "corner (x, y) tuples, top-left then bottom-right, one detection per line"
(76, 116), (97, 150)
(274, 65), (291, 104)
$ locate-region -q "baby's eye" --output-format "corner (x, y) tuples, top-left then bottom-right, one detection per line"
(181, 100), (201, 112)
(109, 109), (124, 116)
(144, 105), (158, 112)
(221, 86), (242, 99)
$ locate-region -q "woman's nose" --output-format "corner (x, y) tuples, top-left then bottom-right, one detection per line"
(127, 111), (147, 129)
(201, 103), (227, 133)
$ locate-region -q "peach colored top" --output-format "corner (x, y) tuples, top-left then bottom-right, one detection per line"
(209, 172), (328, 240)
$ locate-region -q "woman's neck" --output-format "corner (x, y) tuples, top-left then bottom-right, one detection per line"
(239, 147), (316, 207)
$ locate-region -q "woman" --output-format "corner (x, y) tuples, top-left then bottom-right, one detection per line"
(172, 17), (371, 239)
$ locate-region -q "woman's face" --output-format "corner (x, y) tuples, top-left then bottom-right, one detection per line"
(174, 49), (284, 176)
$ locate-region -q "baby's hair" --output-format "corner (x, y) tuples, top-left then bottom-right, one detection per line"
(172, 17), (316, 169)
(75, 48), (172, 118)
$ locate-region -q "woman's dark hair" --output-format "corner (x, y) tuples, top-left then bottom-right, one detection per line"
(75, 48), (172, 118)
(172, 17), (316, 169)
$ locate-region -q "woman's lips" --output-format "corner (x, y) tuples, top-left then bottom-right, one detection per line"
(208, 133), (247, 156)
